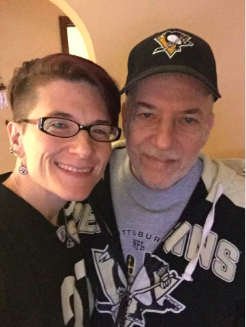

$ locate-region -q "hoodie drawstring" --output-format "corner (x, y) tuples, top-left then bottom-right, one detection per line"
(182, 183), (223, 282)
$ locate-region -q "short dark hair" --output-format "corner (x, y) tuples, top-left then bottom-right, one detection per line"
(8, 53), (120, 125)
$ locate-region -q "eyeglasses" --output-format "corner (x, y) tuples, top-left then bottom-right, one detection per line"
(18, 117), (121, 142)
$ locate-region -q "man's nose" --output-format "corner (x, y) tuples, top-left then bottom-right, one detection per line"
(152, 119), (175, 150)
(67, 130), (94, 158)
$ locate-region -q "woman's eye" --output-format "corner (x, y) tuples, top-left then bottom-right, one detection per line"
(91, 126), (111, 136)
(52, 122), (66, 129)
(93, 129), (107, 135)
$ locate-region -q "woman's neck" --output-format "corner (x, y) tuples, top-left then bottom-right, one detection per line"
(3, 171), (66, 226)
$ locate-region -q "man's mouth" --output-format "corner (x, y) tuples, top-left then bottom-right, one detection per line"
(57, 162), (93, 173)
(143, 154), (178, 163)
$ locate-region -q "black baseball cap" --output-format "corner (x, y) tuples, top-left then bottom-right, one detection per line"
(120, 28), (221, 101)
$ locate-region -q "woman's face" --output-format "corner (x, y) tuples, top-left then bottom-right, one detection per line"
(16, 79), (112, 202)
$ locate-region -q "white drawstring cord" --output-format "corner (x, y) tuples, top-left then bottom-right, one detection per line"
(182, 183), (223, 282)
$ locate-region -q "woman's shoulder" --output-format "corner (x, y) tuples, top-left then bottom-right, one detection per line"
(0, 172), (12, 183)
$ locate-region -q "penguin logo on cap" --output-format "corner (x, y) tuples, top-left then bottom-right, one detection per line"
(153, 30), (193, 58)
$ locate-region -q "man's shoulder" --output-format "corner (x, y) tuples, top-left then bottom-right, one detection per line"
(200, 153), (245, 208)
(110, 140), (128, 173)
(112, 139), (126, 150)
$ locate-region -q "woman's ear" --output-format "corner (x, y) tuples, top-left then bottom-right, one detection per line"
(7, 122), (25, 158)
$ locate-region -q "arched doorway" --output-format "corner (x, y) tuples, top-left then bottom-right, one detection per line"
(49, 0), (96, 62)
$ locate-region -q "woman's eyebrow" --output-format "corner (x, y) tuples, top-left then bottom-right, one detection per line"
(47, 111), (110, 124)
(47, 111), (74, 119)
(90, 119), (111, 125)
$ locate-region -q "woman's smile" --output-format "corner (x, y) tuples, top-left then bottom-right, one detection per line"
(57, 162), (93, 174)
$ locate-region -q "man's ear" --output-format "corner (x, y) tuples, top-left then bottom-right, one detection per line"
(202, 112), (215, 147)
(206, 112), (215, 135)
(121, 102), (129, 136)
(7, 122), (25, 158)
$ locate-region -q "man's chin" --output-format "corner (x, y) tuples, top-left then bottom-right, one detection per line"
(131, 163), (183, 190)
(138, 175), (177, 191)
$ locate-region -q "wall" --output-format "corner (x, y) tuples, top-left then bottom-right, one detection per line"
(53, 0), (245, 160)
(0, 0), (244, 173)
(0, 0), (64, 173)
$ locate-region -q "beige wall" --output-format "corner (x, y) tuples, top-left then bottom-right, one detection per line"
(54, 0), (245, 160)
(0, 0), (244, 173)
(0, 0), (64, 173)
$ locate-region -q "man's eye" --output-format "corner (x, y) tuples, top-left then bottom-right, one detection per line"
(182, 117), (198, 125)
(139, 113), (154, 119)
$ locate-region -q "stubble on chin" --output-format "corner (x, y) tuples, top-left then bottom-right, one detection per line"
(133, 155), (198, 191)
(131, 159), (174, 190)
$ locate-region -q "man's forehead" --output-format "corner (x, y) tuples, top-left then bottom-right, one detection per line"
(128, 73), (212, 99)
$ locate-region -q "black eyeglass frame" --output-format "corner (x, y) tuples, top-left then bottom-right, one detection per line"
(18, 117), (121, 142)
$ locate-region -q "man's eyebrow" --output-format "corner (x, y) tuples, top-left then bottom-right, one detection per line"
(135, 101), (157, 110)
(134, 103), (203, 115)
(47, 111), (110, 124)
(182, 108), (203, 115)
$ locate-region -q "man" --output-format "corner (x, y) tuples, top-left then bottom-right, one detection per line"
(71, 29), (244, 326)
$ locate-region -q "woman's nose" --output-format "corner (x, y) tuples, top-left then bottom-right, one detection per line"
(67, 130), (94, 159)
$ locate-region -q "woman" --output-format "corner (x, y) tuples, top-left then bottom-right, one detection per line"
(0, 53), (121, 326)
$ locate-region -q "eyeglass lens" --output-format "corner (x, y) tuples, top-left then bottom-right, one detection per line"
(43, 117), (118, 141)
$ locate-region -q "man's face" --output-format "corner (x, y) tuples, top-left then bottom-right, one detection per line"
(123, 74), (214, 190)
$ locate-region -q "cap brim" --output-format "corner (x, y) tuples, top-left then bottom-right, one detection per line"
(120, 65), (221, 101)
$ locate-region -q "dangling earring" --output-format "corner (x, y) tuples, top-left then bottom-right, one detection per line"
(19, 162), (28, 175)
(9, 142), (28, 175)
(9, 144), (18, 156)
